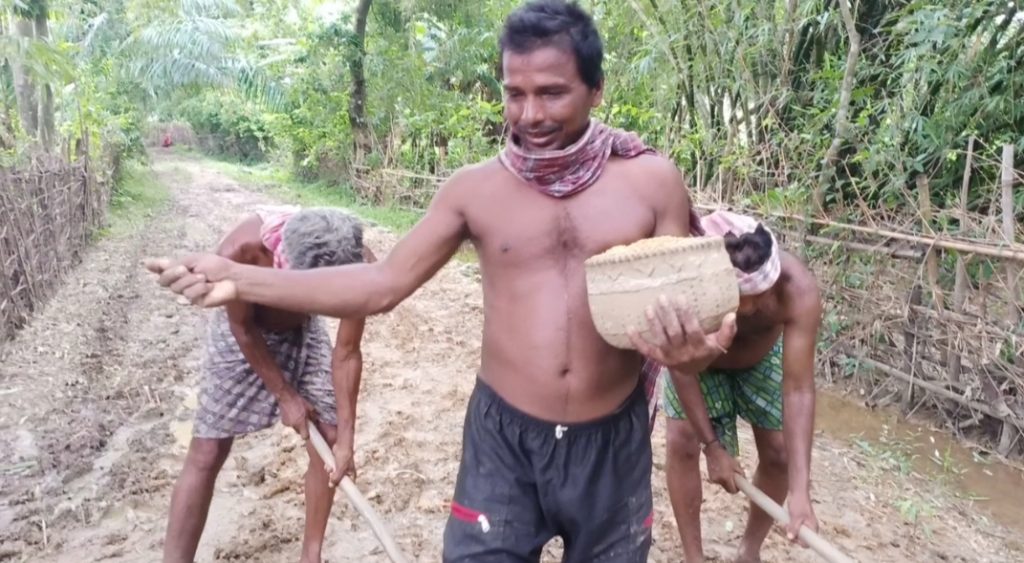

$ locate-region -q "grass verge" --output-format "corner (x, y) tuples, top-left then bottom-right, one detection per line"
(102, 162), (171, 238)
(200, 158), (423, 233)
(176, 150), (478, 262)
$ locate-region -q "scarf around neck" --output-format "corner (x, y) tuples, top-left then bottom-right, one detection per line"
(498, 119), (656, 198)
(499, 119), (704, 233)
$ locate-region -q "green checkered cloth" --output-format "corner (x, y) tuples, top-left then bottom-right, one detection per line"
(662, 339), (783, 456)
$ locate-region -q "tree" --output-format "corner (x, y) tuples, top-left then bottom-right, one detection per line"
(348, 0), (372, 160)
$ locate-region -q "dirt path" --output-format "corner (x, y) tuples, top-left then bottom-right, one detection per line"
(0, 152), (1020, 562)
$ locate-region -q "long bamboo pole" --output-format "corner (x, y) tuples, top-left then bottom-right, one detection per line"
(692, 204), (1024, 262)
(307, 423), (410, 563)
(734, 475), (856, 563)
(998, 144), (1019, 455)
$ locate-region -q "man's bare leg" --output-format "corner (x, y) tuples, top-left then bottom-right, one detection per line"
(163, 436), (234, 563)
(666, 417), (706, 563)
(300, 421), (338, 563)
(735, 427), (788, 563)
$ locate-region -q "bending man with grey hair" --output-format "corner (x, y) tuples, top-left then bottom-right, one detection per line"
(160, 206), (374, 563)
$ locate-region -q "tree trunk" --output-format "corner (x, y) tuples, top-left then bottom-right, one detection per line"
(34, 9), (54, 151)
(0, 18), (15, 148)
(348, 0), (373, 162)
(11, 15), (38, 138)
(814, 0), (861, 213)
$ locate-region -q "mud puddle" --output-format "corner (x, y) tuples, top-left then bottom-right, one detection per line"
(816, 391), (1024, 535)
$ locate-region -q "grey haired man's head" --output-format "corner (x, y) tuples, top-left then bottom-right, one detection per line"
(281, 208), (364, 269)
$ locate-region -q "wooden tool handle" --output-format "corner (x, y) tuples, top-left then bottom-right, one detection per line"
(307, 423), (410, 563)
(735, 475), (856, 563)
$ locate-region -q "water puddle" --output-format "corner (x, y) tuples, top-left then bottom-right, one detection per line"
(816, 391), (1024, 534)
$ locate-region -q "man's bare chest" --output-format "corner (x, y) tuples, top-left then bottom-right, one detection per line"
(467, 184), (655, 266)
(733, 313), (785, 347)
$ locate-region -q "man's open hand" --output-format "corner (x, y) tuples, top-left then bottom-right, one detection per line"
(627, 295), (737, 374)
(144, 254), (238, 307)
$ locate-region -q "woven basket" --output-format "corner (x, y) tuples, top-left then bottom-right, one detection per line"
(584, 235), (739, 350)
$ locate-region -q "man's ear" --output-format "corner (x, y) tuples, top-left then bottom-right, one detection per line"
(590, 78), (604, 108)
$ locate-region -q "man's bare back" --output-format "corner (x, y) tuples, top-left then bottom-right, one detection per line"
(457, 154), (687, 422)
(220, 213), (377, 333)
(708, 252), (815, 371)
(661, 213), (823, 563)
(219, 214), (309, 331)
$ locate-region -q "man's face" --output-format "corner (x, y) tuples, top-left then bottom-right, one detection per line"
(501, 44), (602, 151)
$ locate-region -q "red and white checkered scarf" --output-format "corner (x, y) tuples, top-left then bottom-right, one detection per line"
(699, 210), (781, 295)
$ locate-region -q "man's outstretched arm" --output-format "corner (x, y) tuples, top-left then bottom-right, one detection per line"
(148, 173), (470, 318)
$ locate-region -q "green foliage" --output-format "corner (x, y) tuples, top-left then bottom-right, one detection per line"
(182, 0), (1015, 215)
(203, 157), (422, 233)
(15, 0), (1017, 220)
(179, 90), (273, 162)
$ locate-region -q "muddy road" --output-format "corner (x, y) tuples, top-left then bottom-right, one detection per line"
(0, 152), (1020, 562)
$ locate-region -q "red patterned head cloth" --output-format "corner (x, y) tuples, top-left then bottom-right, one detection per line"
(699, 210), (781, 295)
(255, 205), (300, 269)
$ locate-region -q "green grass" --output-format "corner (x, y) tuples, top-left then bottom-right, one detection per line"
(102, 162), (171, 238)
(202, 158), (424, 233)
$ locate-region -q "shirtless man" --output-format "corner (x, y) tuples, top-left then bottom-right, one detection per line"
(658, 210), (822, 563)
(146, 1), (735, 560)
(160, 206), (373, 563)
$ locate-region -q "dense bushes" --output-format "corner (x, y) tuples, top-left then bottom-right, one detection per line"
(179, 92), (275, 163)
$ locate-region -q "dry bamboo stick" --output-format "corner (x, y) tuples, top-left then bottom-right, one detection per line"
(306, 423), (409, 563)
(804, 235), (922, 260)
(692, 204), (1024, 262)
(917, 175), (944, 310)
(949, 137), (976, 382)
(847, 353), (1023, 429)
(902, 285), (923, 406)
(998, 144), (1019, 455)
(734, 475), (856, 563)
(908, 304), (1018, 333)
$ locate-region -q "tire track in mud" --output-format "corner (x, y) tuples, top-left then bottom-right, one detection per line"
(0, 154), (279, 560)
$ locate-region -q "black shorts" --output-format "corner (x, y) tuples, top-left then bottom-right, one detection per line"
(442, 378), (653, 562)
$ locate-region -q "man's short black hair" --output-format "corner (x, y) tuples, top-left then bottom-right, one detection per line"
(723, 224), (774, 273)
(499, 0), (604, 90)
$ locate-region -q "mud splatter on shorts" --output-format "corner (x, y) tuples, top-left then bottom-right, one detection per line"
(443, 377), (653, 562)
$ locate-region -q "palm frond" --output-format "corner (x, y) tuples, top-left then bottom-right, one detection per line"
(0, 33), (75, 85)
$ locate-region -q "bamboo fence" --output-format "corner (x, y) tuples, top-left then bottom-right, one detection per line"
(0, 155), (111, 341)
(706, 141), (1024, 458)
